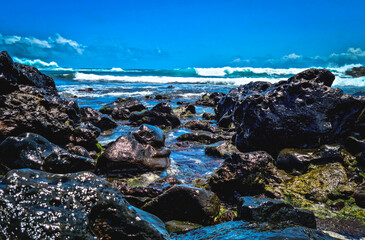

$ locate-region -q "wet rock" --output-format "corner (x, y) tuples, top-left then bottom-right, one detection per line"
(238, 197), (316, 228)
(183, 120), (217, 133)
(167, 85), (174, 89)
(0, 51), (58, 95)
(130, 102), (181, 129)
(195, 92), (225, 107)
(142, 185), (220, 225)
(317, 217), (365, 240)
(202, 112), (215, 121)
(345, 66), (365, 77)
(165, 220), (202, 234)
(208, 151), (280, 200)
(216, 81), (275, 128)
(96, 134), (170, 177)
(177, 132), (225, 144)
(80, 107), (118, 131)
(132, 124), (166, 148)
(174, 221), (336, 240)
(155, 94), (171, 100)
(345, 136), (365, 154)
(276, 145), (345, 172)
(205, 141), (238, 158)
(0, 169), (168, 239)
(287, 68), (335, 87)
(280, 163), (353, 202)
(174, 103), (196, 118)
(70, 121), (101, 151)
(65, 144), (91, 158)
(0, 133), (96, 173)
(354, 187), (365, 208)
(100, 97), (146, 120)
(78, 87), (94, 92)
(232, 68), (365, 155)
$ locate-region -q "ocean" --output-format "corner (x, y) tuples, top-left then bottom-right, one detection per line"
(41, 64), (365, 183)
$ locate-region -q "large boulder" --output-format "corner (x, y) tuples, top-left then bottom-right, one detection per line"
(345, 66), (365, 77)
(100, 97), (146, 120)
(131, 124), (166, 148)
(183, 119), (218, 133)
(130, 102), (181, 129)
(177, 132), (226, 144)
(174, 221), (336, 240)
(0, 169), (168, 239)
(0, 51), (57, 95)
(220, 68), (365, 155)
(80, 107), (118, 131)
(195, 92), (225, 107)
(0, 133), (96, 173)
(237, 197), (316, 228)
(96, 134), (170, 177)
(205, 141), (238, 158)
(142, 185), (220, 225)
(208, 151), (281, 200)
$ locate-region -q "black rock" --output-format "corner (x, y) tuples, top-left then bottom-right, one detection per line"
(205, 141), (238, 158)
(237, 197), (316, 228)
(132, 124), (166, 148)
(0, 169), (168, 239)
(174, 221), (336, 240)
(0, 133), (96, 174)
(0, 51), (58, 95)
(208, 151), (279, 200)
(202, 112), (215, 121)
(80, 107), (118, 131)
(345, 66), (365, 77)
(183, 120), (217, 133)
(100, 97), (146, 120)
(142, 185), (220, 225)
(130, 102), (181, 129)
(287, 68), (335, 87)
(174, 103), (196, 118)
(354, 187), (365, 208)
(155, 94), (171, 100)
(345, 136), (365, 154)
(177, 132), (226, 144)
(66, 144), (92, 158)
(231, 69), (365, 155)
(96, 134), (170, 177)
(78, 88), (94, 92)
(195, 92), (225, 107)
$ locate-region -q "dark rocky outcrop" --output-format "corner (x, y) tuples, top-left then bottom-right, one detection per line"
(0, 133), (96, 173)
(96, 133), (170, 177)
(100, 97), (146, 120)
(345, 66), (365, 77)
(202, 112), (215, 121)
(80, 107), (118, 131)
(177, 132), (226, 144)
(0, 169), (168, 239)
(183, 120), (217, 133)
(131, 124), (166, 148)
(0, 51), (57, 95)
(237, 197), (316, 228)
(205, 141), (238, 158)
(195, 92), (225, 107)
(173, 103), (196, 118)
(174, 221), (336, 240)
(354, 187), (365, 208)
(65, 144), (92, 158)
(208, 151), (281, 200)
(142, 185), (220, 225)
(130, 102), (181, 129)
(217, 68), (365, 155)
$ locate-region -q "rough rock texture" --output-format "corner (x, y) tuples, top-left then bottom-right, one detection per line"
(130, 102), (181, 129)
(205, 141), (238, 158)
(80, 107), (118, 131)
(0, 52), (100, 150)
(131, 124), (166, 148)
(195, 92), (225, 107)
(276, 144), (345, 172)
(354, 187), (365, 208)
(0, 169), (168, 240)
(0, 133), (96, 173)
(142, 185), (220, 225)
(220, 68), (365, 155)
(173, 103), (196, 118)
(165, 220), (202, 234)
(173, 221), (336, 240)
(96, 134), (170, 177)
(208, 151), (281, 200)
(345, 66), (365, 77)
(237, 197), (316, 228)
(66, 145), (91, 158)
(177, 132), (226, 144)
(0, 51), (57, 95)
(202, 112), (215, 121)
(100, 97), (146, 120)
(183, 120), (217, 133)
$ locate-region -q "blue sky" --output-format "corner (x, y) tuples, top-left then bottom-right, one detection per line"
(1, 0), (365, 68)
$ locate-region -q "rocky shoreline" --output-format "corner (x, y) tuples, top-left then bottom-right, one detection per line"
(0, 51), (364, 239)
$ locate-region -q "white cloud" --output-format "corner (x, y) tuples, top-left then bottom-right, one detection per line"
(24, 37), (52, 48)
(329, 47), (365, 61)
(51, 33), (85, 54)
(282, 53), (302, 60)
